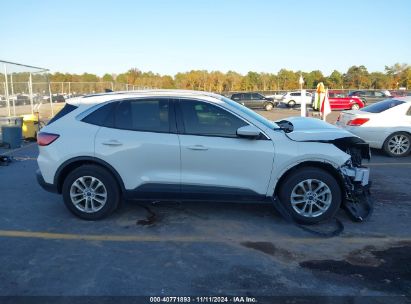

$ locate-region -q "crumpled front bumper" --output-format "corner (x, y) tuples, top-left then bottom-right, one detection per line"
(339, 164), (373, 222)
(340, 166), (370, 186)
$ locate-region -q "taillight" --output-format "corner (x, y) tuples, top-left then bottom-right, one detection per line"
(37, 132), (60, 146)
(347, 118), (370, 126)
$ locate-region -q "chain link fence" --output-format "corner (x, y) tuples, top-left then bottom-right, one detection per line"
(0, 61), (150, 121)
(0, 60), (55, 119)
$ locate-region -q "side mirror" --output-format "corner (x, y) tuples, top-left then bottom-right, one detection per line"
(237, 125), (261, 139)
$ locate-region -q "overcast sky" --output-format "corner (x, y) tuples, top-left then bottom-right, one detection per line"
(1, 0), (410, 76)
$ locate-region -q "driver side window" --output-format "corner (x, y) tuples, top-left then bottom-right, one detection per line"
(180, 100), (248, 137)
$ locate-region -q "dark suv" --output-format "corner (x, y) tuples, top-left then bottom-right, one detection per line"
(348, 90), (392, 104)
(230, 92), (276, 111)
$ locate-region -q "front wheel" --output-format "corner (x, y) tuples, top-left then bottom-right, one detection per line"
(62, 165), (121, 220)
(277, 167), (341, 224)
(288, 100), (296, 108)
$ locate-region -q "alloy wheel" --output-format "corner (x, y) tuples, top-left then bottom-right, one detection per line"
(388, 134), (410, 156)
(351, 103), (360, 110)
(290, 179), (332, 218)
(70, 176), (107, 213)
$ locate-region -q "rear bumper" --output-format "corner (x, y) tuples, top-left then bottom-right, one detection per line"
(36, 169), (58, 193)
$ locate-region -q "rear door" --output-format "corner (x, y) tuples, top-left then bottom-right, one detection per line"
(176, 98), (275, 199)
(94, 98), (181, 196)
(290, 92), (301, 103)
(241, 93), (253, 107)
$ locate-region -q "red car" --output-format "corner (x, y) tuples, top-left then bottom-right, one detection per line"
(313, 91), (364, 110)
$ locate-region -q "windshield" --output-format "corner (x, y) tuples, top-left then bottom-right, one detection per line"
(220, 96), (278, 129)
(362, 99), (405, 113)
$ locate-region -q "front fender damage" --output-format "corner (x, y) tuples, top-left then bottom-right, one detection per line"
(301, 135), (374, 221)
(339, 164), (373, 222)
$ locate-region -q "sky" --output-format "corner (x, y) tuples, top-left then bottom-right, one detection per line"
(1, 0), (410, 76)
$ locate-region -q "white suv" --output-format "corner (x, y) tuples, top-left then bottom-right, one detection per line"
(280, 91), (313, 108)
(37, 90), (371, 223)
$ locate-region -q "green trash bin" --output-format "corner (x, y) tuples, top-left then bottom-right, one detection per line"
(1, 125), (22, 149)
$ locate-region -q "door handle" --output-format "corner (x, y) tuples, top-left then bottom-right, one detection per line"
(187, 145), (208, 151)
(102, 140), (123, 146)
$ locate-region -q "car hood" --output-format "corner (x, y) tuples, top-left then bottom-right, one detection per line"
(274, 116), (371, 161)
(276, 116), (356, 141)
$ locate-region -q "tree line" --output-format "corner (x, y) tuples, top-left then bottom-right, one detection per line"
(94, 63), (411, 92)
(3, 63), (410, 95)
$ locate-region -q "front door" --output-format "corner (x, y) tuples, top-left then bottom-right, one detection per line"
(250, 93), (264, 109)
(176, 99), (275, 200)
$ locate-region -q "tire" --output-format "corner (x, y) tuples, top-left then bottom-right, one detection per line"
(351, 103), (360, 110)
(265, 103), (274, 111)
(383, 132), (411, 157)
(288, 100), (296, 108)
(277, 167), (342, 225)
(62, 165), (121, 220)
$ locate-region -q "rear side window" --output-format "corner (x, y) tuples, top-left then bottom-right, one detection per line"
(350, 91), (364, 96)
(362, 99), (405, 113)
(114, 99), (170, 132)
(82, 103), (115, 127)
(47, 104), (78, 125)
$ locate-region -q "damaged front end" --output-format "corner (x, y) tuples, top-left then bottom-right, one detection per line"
(335, 137), (374, 222)
(275, 117), (374, 222)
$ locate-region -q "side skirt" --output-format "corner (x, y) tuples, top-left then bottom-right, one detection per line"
(123, 183), (267, 202)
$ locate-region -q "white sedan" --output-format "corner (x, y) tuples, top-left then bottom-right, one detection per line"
(336, 97), (411, 157)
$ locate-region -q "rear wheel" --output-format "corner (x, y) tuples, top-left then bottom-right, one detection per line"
(62, 165), (121, 220)
(265, 103), (274, 111)
(277, 167), (341, 224)
(383, 132), (411, 157)
(351, 103), (360, 110)
(288, 100), (296, 108)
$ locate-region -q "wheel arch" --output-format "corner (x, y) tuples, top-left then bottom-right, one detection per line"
(54, 157), (125, 194)
(273, 161), (345, 197)
(384, 130), (411, 142)
(263, 101), (274, 110)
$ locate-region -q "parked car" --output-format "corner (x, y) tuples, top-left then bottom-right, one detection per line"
(230, 92), (276, 111)
(43, 94), (66, 103)
(37, 90), (371, 223)
(348, 90), (392, 104)
(8, 94), (31, 106)
(280, 91), (312, 108)
(336, 97), (411, 157)
(312, 91), (365, 111)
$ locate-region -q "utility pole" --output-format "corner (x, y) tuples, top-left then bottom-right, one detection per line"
(299, 74), (306, 117)
(4, 64), (11, 116)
